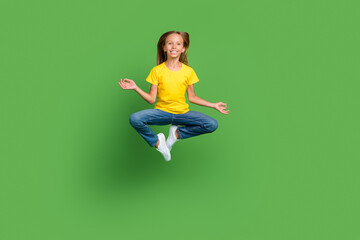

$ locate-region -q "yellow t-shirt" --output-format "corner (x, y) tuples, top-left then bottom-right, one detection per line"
(146, 62), (200, 114)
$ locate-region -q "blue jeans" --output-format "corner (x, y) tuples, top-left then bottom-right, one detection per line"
(129, 109), (218, 147)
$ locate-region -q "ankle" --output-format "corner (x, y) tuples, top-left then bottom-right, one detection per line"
(155, 140), (159, 148)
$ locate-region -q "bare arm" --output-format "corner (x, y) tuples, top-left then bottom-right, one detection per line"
(187, 84), (229, 114)
(119, 78), (157, 104)
(134, 84), (157, 104)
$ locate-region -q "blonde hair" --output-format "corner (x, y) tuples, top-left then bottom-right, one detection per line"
(156, 31), (191, 66)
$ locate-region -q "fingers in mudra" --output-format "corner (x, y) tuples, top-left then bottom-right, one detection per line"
(119, 79), (128, 89)
(119, 78), (132, 89)
(217, 102), (229, 114)
(119, 79), (125, 89)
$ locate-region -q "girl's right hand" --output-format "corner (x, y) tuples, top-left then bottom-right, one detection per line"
(119, 78), (137, 90)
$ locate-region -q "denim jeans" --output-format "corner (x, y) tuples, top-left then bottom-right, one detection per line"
(129, 109), (218, 147)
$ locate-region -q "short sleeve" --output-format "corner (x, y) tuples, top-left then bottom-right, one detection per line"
(187, 69), (200, 85)
(146, 67), (158, 85)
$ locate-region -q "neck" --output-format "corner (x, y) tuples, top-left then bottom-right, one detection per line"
(165, 59), (181, 67)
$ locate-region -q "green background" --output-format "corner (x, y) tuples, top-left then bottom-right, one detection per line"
(1, 0), (359, 239)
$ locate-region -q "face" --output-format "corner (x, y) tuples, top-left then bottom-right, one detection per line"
(163, 33), (185, 59)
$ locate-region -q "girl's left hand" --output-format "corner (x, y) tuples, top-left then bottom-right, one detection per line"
(214, 102), (230, 114)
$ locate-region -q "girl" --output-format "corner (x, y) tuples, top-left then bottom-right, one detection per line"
(118, 31), (229, 161)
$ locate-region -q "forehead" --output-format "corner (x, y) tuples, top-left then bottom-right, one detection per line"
(166, 34), (183, 43)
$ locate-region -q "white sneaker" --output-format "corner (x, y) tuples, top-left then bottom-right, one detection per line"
(155, 133), (171, 161)
(166, 125), (179, 151)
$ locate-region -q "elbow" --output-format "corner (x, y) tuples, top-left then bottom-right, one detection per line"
(188, 96), (196, 103)
(148, 95), (156, 105)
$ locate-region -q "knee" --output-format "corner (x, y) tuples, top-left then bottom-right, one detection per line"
(129, 113), (142, 128)
(205, 119), (218, 133)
